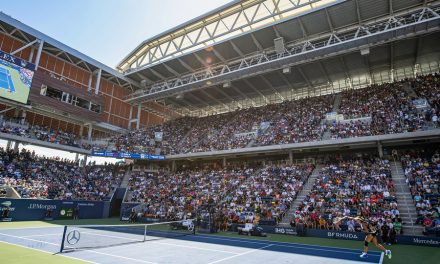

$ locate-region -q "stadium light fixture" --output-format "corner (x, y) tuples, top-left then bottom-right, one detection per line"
(360, 47), (370, 56)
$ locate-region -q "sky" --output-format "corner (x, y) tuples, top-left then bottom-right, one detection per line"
(2, 0), (232, 68)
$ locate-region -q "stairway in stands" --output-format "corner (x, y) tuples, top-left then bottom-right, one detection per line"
(391, 161), (424, 236)
(402, 83), (418, 98)
(321, 93), (342, 140)
(279, 164), (323, 226)
(120, 169), (132, 188)
(332, 93), (342, 112)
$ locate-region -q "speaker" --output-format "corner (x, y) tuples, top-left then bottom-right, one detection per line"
(274, 37), (285, 54)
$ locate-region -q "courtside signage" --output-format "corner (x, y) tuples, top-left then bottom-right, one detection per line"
(92, 151), (165, 160)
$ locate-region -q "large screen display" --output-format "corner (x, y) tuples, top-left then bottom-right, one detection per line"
(0, 50), (35, 104)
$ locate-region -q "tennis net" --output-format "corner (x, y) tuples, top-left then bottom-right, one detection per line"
(60, 219), (196, 252)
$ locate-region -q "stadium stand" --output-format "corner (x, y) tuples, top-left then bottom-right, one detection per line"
(125, 164), (314, 226)
(0, 0), (440, 255)
(107, 74), (438, 155)
(293, 157), (399, 232)
(0, 148), (123, 200)
(401, 149), (440, 236)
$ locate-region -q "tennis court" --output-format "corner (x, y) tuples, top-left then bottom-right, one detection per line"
(0, 222), (383, 264)
(0, 67), (15, 93)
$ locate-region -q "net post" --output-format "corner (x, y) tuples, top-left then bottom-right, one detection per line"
(59, 225), (67, 253)
(143, 224), (147, 242)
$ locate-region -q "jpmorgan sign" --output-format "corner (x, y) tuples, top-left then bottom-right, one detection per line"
(0, 198), (108, 221)
(27, 203), (57, 210)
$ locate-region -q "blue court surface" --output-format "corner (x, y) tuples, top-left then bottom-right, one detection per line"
(0, 226), (383, 264)
(0, 67), (15, 93)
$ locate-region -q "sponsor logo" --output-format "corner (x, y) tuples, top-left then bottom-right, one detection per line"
(1, 201), (12, 207)
(413, 238), (440, 246)
(274, 227), (286, 234)
(77, 203), (95, 207)
(327, 232), (359, 239)
(274, 227), (297, 235)
(67, 230), (81, 245)
(60, 209), (66, 216)
(1, 201), (15, 211)
(27, 203), (57, 210)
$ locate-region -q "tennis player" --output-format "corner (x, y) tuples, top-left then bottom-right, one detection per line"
(335, 216), (392, 259)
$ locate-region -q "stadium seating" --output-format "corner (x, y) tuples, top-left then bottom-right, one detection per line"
(126, 164), (314, 226)
(401, 150), (440, 236)
(294, 157), (400, 233)
(33, 125), (80, 148)
(126, 168), (253, 219)
(328, 82), (425, 138)
(223, 164), (314, 226)
(106, 74), (439, 155)
(0, 148), (123, 201)
(1, 73), (432, 153)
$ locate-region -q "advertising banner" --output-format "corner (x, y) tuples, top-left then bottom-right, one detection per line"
(0, 198), (109, 221)
(92, 151), (165, 160)
(58, 207), (74, 219)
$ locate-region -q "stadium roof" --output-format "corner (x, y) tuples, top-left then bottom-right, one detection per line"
(0, 12), (139, 90)
(117, 0), (339, 73)
(121, 0), (440, 116)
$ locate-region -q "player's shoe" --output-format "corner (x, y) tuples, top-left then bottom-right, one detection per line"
(385, 250), (392, 259)
(360, 252), (368, 258)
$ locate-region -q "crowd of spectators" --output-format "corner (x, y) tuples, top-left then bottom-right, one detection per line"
(0, 118), (81, 149)
(0, 121), (31, 138)
(327, 120), (372, 139)
(401, 149), (440, 236)
(292, 157), (401, 240)
(219, 164), (314, 227)
(33, 125), (80, 148)
(127, 163), (314, 227)
(106, 74), (440, 155)
(193, 106), (277, 152)
(111, 116), (198, 155)
(0, 148), (122, 200)
(256, 96), (332, 146)
(127, 167), (252, 220)
(410, 73), (440, 127)
(0, 74), (439, 155)
(328, 82), (426, 139)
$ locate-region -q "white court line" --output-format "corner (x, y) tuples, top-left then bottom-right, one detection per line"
(0, 232), (158, 264)
(207, 244), (274, 264)
(0, 240), (97, 264)
(195, 235), (378, 256)
(0, 226), (62, 230)
(196, 234), (382, 255)
(22, 233), (61, 238)
(379, 252), (384, 264)
(80, 231), (239, 255)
